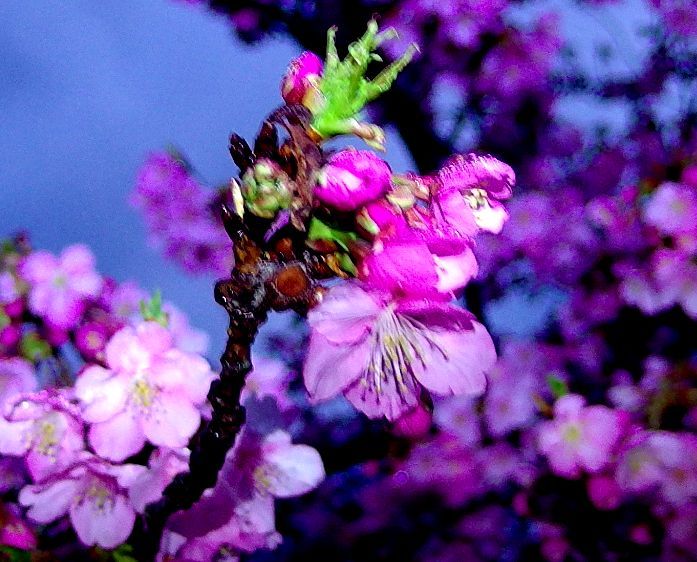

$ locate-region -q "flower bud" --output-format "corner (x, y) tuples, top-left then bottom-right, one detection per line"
(281, 51), (323, 106)
(314, 150), (391, 211)
(241, 159), (293, 218)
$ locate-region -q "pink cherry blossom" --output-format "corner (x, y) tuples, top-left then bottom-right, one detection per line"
(643, 181), (697, 237)
(0, 502), (36, 550)
(18, 245), (103, 330)
(128, 448), (189, 513)
(433, 395), (480, 446)
(19, 453), (144, 549)
(0, 390), (85, 482)
(164, 428), (324, 559)
(537, 394), (628, 478)
(314, 149), (392, 211)
(75, 321), (216, 461)
(303, 284), (496, 421)
(280, 51), (323, 106)
(242, 354), (295, 411)
(616, 431), (697, 506)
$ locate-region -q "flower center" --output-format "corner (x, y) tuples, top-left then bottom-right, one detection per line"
(362, 307), (447, 403)
(34, 420), (59, 456)
(131, 378), (156, 409)
(78, 477), (116, 513)
(563, 424), (582, 444)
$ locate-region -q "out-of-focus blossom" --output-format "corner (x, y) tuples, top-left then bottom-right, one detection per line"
(128, 448), (189, 513)
(616, 431), (697, 506)
(643, 181), (697, 237)
(393, 405), (433, 439)
(75, 321), (215, 461)
(243, 354), (294, 411)
(0, 502), (36, 550)
(164, 429), (324, 559)
(19, 453), (143, 549)
(0, 358), (37, 407)
(18, 245), (102, 330)
(131, 152), (232, 275)
(304, 284), (496, 420)
(537, 394), (627, 478)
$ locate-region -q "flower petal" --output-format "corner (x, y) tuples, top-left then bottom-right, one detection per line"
(410, 320), (495, 396)
(303, 332), (368, 401)
(89, 411), (145, 462)
(307, 284), (381, 344)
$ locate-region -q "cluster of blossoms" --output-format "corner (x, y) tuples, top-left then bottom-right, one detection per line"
(0, 239), (325, 559)
(137, 2), (697, 561)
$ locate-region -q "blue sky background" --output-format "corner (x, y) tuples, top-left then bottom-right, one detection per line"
(0, 1), (415, 354)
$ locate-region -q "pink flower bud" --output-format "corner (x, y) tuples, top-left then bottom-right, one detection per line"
(314, 150), (391, 211)
(281, 51), (323, 105)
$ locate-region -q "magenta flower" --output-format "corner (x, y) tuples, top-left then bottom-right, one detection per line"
(131, 152), (232, 275)
(303, 284), (496, 421)
(164, 428), (324, 560)
(435, 153), (514, 235)
(314, 149), (392, 211)
(0, 502), (36, 551)
(359, 201), (479, 298)
(643, 181), (697, 237)
(280, 51), (323, 106)
(537, 394), (628, 478)
(18, 245), (103, 330)
(75, 321), (216, 461)
(19, 453), (144, 549)
(0, 390), (85, 482)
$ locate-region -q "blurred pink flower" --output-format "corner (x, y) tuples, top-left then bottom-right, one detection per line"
(0, 502), (36, 550)
(19, 244), (103, 330)
(538, 394), (628, 478)
(75, 321), (215, 461)
(19, 453), (144, 549)
(303, 284), (496, 421)
(164, 428), (324, 560)
(643, 181), (697, 237)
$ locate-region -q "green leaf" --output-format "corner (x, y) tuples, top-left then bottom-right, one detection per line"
(546, 374), (569, 399)
(0, 546), (31, 562)
(307, 217), (357, 251)
(140, 290), (169, 327)
(311, 20), (417, 144)
(112, 544), (138, 562)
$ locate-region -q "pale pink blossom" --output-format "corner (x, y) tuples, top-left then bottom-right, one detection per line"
(538, 394), (628, 478)
(242, 354), (294, 411)
(616, 431), (697, 506)
(19, 453), (144, 549)
(75, 321), (216, 461)
(18, 245), (103, 330)
(164, 429), (324, 560)
(128, 448), (189, 513)
(643, 181), (697, 237)
(303, 284), (496, 421)
(0, 390), (85, 482)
